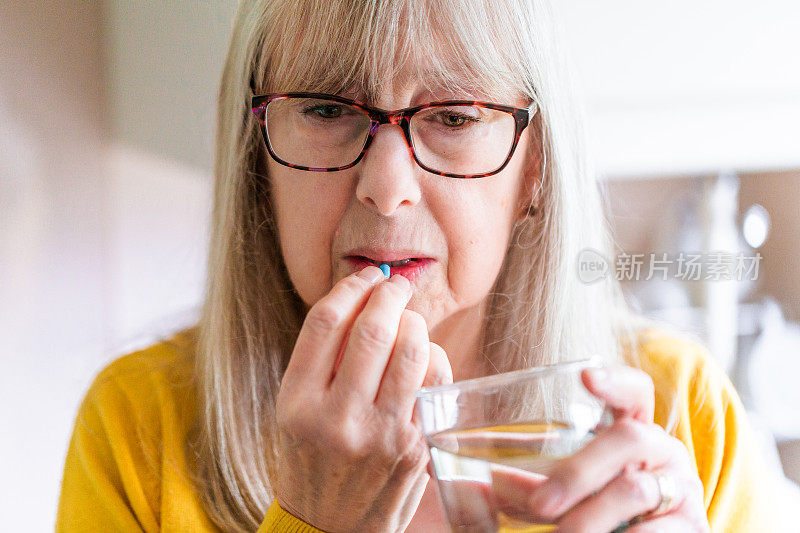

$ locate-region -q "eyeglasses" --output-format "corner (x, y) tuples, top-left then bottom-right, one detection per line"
(250, 92), (538, 179)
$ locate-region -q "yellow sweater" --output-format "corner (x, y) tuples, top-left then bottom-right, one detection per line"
(56, 327), (779, 532)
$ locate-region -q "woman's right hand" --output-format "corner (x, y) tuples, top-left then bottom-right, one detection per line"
(274, 265), (453, 533)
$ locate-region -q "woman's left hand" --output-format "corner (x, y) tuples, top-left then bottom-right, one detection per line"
(520, 365), (710, 532)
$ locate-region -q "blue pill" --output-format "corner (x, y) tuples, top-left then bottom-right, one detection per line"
(379, 263), (390, 278)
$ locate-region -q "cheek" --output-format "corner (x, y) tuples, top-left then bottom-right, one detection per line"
(446, 139), (532, 297)
(271, 170), (344, 306)
(443, 191), (518, 304)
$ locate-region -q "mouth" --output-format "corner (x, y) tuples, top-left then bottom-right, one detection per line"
(344, 251), (434, 282)
(352, 256), (420, 267)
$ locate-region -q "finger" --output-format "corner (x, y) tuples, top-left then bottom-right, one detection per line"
(410, 406), (437, 479)
(332, 273), (412, 404)
(582, 365), (655, 423)
(528, 419), (678, 521)
(331, 327), (351, 378)
(421, 341), (453, 388)
(438, 478), (496, 529)
(489, 465), (548, 522)
(375, 309), (430, 419)
(413, 342), (452, 475)
(555, 466), (667, 533)
(284, 266), (385, 388)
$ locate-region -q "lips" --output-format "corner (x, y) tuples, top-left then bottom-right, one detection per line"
(343, 248), (434, 282)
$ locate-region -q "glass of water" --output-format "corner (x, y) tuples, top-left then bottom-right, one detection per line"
(414, 358), (613, 532)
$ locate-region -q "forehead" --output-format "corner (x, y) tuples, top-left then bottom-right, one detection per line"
(339, 67), (523, 107)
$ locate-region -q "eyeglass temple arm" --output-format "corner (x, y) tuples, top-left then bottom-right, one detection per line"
(527, 101), (539, 124)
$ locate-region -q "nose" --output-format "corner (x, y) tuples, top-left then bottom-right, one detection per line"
(355, 123), (422, 216)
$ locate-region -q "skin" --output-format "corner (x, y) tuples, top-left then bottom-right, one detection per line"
(269, 75), (537, 381)
(270, 70), (709, 532)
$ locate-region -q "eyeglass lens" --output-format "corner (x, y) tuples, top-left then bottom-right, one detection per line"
(265, 96), (517, 175)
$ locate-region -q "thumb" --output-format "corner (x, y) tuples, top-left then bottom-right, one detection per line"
(421, 341), (453, 388)
(417, 342), (452, 479)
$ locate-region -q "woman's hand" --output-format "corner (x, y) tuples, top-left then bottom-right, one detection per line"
(522, 366), (710, 532)
(274, 266), (452, 533)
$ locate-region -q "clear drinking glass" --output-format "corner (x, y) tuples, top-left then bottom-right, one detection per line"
(414, 358), (613, 532)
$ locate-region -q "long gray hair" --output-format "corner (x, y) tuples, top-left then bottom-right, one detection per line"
(189, 0), (654, 530)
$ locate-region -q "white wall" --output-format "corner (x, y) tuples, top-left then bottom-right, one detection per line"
(1, 1), (234, 530)
(103, 1), (236, 349)
(557, 0), (800, 178)
(1, 3), (109, 530)
(106, 1), (235, 171)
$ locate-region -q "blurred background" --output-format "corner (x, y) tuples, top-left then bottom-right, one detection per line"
(2, 1), (799, 530)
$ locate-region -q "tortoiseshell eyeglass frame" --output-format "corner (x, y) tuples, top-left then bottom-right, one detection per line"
(249, 92), (538, 179)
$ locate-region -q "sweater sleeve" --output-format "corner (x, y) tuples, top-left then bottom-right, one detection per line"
(257, 499), (327, 532)
(687, 356), (781, 531)
(640, 330), (782, 532)
(56, 371), (161, 532)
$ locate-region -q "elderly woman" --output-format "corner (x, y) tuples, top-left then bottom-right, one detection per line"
(56, 0), (777, 531)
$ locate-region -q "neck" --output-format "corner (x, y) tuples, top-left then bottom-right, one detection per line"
(428, 299), (488, 383)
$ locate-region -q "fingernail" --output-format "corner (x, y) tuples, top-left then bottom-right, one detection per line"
(529, 482), (566, 519)
(357, 266), (383, 283)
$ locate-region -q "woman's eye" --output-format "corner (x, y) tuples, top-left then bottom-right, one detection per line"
(433, 111), (480, 128)
(302, 104), (344, 119)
